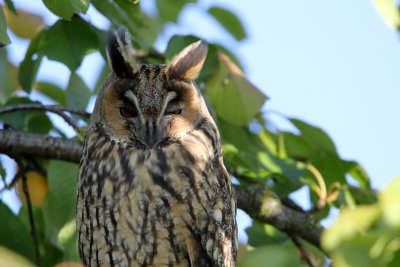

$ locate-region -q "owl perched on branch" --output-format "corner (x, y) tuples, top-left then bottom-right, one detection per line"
(77, 28), (237, 267)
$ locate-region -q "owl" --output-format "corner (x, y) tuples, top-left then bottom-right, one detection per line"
(76, 28), (237, 267)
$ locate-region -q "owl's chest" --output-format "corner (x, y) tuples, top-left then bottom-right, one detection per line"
(78, 143), (215, 266)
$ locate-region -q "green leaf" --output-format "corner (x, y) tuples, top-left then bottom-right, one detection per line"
(347, 186), (377, 205)
(0, 97), (47, 131)
(0, 246), (35, 267)
(26, 112), (53, 134)
(92, 0), (135, 33)
(17, 205), (46, 246)
(218, 119), (266, 171)
(18, 31), (45, 92)
(0, 163), (6, 181)
(329, 234), (383, 267)
(35, 81), (67, 105)
(309, 152), (350, 185)
(66, 73), (91, 110)
(258, 130), (278, 155)
(4, 7), (45, 39)
(0, 7), (11, 47)
(347, 161), (371, 188)
(283, 119), (354, 187)
(0, 49), (17, 103)
(259, 155), (305, 196)
(290, 118), (337, 154)
(0, 96), (53, 134)
(156, 0), (196, 22)
(39, 17), (99, 70)
(380, 177), (400, 229)
(116, 0), (163, 47)
(245, 220), (287, 247)
(238, 243), (305, 267)
(92, 0), (155, 50)
(387, 251), (400, 267)
(42, 0), (90, 20)
(322, 205), (381, 251)
(374, 0), (400, 29)
(208, 6), (246, 41)
(43, 161), (78, 244)
(0, 201), (35, 262)
(58, 219), (80, 261)
(206, 53), (267, 126)
(4, 0), (17, 14)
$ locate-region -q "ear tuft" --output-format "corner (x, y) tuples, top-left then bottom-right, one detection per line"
(167, 40), (208, 81)
(106, 28), (139, 78)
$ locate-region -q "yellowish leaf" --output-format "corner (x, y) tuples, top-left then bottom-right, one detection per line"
(3, 6), (44, 39)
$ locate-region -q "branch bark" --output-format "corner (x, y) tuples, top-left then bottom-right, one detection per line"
(0, 130), (82, 163)
(0, 129), (324, 251)
(234, 183), (323, 250)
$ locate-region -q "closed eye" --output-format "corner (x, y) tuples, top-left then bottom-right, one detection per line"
(164, 98), (182, 116)
(120, 106), (138, 118)
(165, 108), (182, 115)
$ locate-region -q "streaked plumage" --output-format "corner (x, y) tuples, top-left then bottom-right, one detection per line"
(77, 28), (237, 267)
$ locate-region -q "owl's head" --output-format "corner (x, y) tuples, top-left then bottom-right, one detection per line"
(90, 28), (212, 149)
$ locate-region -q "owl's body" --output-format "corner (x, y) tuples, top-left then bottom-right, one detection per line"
(77, 29), (237, 267)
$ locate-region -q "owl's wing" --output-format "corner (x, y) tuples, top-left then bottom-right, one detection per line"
(187, 237), (213, 266)
(198, 160), (238, 267)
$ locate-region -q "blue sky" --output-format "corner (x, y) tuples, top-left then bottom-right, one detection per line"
(1, 0), (400, 242)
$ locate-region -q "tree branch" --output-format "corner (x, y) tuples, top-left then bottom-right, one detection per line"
(0, 129), (324, 252)
(0, 130), (81, 162)
(234, 183), (323, 251)
(289, 235), (317, 267)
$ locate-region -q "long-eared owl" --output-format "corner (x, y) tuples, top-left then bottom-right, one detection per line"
(77, 28), (238, 267)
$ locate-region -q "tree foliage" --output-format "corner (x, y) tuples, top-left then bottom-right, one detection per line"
(0, 1), (399, 266)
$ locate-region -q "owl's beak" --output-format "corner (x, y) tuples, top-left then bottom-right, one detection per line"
(144, 118), (158, 148)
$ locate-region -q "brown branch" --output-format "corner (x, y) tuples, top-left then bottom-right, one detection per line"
(0, 129), (324, 252)
(234, 183), (324, 251)
(0, 130), (81, 162)
(289, 235), (317, 267)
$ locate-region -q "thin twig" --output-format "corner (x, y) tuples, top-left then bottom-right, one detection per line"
(0, 104), (91, 133)
(0, 174), (18, 194)
(290, 235), (316, 267)
(0, 104), (90, 117)
(17, 164), (41, 267)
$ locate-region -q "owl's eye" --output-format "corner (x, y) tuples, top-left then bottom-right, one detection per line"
(165, 100), (182, 116)
(165, 108), (182, 115)
(164, 99), (182, 115)
(119, 107), (138, 118)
